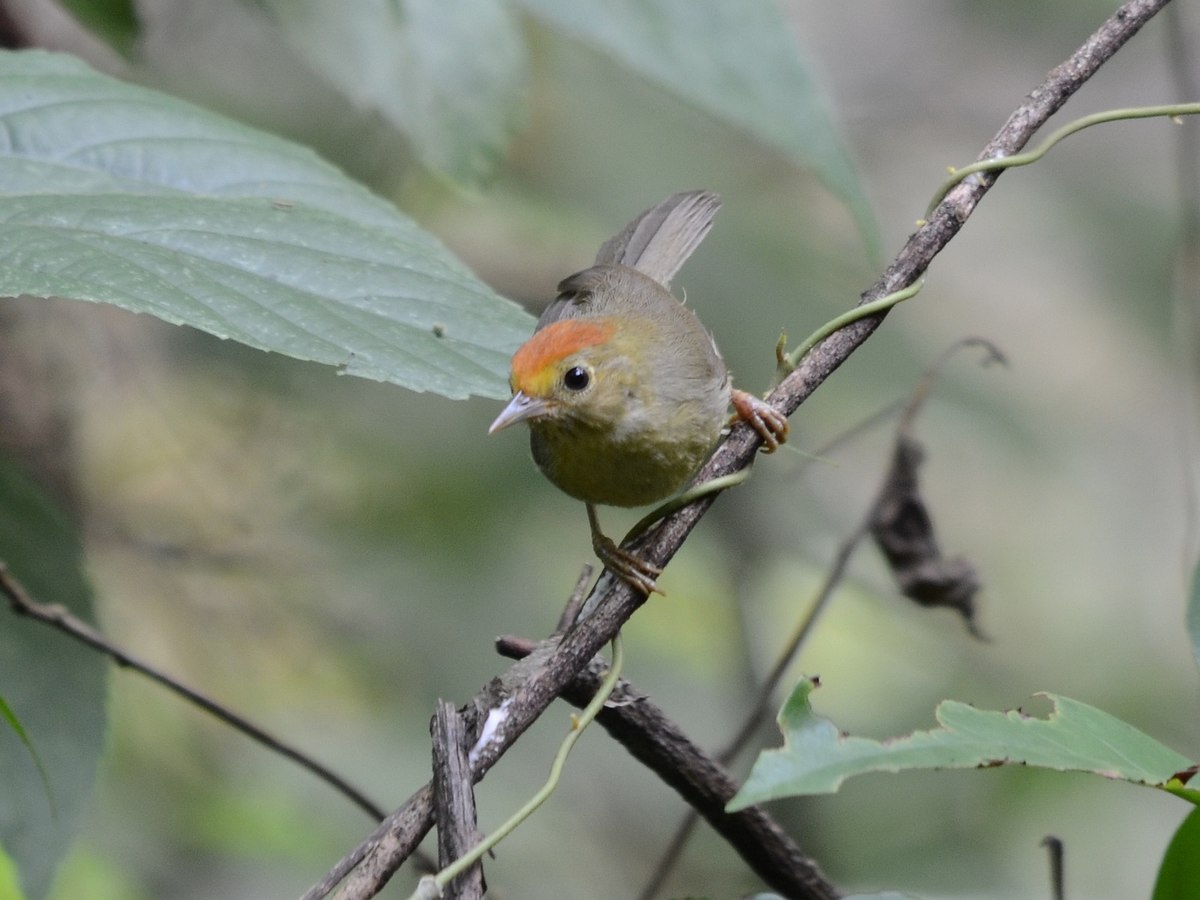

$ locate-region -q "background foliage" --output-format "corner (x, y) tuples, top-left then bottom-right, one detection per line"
(1, 1), (1198, 899)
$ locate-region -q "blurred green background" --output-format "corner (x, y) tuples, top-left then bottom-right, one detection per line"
(3, 1), (1200, 898)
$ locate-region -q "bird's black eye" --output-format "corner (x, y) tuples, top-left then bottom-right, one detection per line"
(563, 366), (590, 391)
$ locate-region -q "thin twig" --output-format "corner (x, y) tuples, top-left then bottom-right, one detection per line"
(494, 635), (836, 900)
(634, 515), (874, 900)
(302, 3), (1173, 897)
(0, 561), (387, 823)
(727, 520), (873, 767)
(720, 524), (873, 765)
(641, 429), (926, 899)
(926, 103), (1200, 216)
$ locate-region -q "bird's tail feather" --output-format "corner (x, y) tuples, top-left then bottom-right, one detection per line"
(593, 190), (721, 288)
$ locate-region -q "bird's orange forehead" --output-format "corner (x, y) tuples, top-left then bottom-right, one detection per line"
(510, 318), (615, 394)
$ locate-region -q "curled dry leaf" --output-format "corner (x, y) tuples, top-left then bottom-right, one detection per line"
(869, 434), (983, 637)
(867, 337), (1006, 639)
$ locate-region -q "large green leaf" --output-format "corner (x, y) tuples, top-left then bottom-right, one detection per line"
(514, 0), (880, 261)
(1153, 806), (1200, 900)
(256, 0), (526, 186)
(0, 456), (107, 900)
(728, 678), (1200, 810)
(0, 50), (532, 400)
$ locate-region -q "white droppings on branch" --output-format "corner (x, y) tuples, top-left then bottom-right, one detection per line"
(469, 699), (513, 766)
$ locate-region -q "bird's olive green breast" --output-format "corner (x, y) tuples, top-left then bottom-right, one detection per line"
(528, 412), (720, 508)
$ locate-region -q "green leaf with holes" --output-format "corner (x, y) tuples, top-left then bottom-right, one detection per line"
(728, 678), (1200, 810)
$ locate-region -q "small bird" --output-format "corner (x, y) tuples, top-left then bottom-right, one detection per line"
(489, 191), (788, 594)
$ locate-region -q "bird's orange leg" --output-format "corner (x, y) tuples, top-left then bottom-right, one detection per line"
(730, 389), (789, 452)
(587, 503), (664, 596)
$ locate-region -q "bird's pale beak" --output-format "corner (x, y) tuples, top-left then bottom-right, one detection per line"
(488, 391), (550, 434)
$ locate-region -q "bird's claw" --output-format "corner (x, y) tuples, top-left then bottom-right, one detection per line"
(730, 389), (789, 453)
(592, 533), (664, 596)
